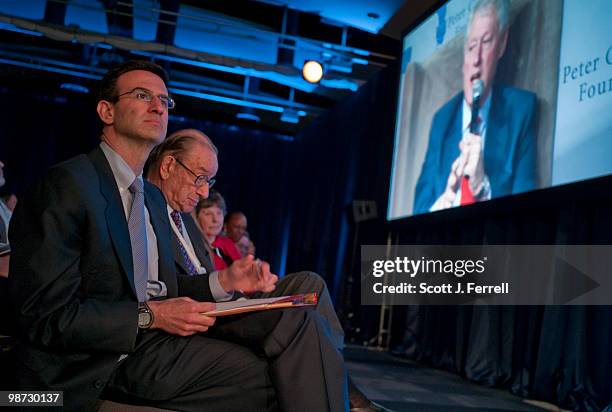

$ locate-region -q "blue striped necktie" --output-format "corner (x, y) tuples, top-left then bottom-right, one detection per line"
(170, 210), (198, 276)
(128, 178), (148, 302)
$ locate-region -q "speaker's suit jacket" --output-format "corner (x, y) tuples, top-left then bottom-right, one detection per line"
(8, 146), (213, 410)
(413, 85), (538, 214)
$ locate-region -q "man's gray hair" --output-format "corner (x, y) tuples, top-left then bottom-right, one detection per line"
(145, 129), (218, 179)
(167, 128), (218, 155)
(467, 0), (510, 34)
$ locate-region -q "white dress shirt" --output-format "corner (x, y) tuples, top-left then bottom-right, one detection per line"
(167, 206), (233, 302)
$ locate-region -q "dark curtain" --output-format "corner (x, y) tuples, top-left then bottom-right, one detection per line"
(283, 63), (399, 299)
(386, 186), (612, 411)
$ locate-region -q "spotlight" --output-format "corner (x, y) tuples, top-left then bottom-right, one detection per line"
(302, 60), (323, 84)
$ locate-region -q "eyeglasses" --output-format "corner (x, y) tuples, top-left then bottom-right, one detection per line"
(172, 156), (216, 188)
(116, 87), (175, 110)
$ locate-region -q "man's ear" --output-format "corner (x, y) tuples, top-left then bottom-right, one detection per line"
(159, 155), (174, 180)
(96, 100), (114, 125)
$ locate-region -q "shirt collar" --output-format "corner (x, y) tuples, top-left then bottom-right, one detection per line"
(100, 141), (139, 191)
(167, 204), (178, 216)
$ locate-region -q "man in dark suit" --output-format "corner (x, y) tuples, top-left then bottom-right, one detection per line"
(413, 0), (537, 214)
(146, 129), (391, 412)
(7, 60), (350, 411)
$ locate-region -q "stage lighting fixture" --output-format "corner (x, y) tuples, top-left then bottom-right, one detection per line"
(302, 60), (323, 84)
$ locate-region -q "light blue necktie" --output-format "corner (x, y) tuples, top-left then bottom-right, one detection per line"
(128, 178), (148, 302)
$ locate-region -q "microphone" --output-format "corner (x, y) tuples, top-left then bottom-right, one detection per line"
(461, 79), (485, 206)
(470, 79), (484, 134)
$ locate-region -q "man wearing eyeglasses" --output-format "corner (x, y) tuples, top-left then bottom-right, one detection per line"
(145, 128), (393, 412)
(145, 128), (363, 411)
(8, 60), (355, 412)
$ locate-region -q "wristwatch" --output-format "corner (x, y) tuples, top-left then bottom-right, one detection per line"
(138, 301), (154, 330)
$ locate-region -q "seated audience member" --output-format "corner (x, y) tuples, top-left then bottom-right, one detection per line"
(236, 232), (256, 258)
(147, 128), (392, 412)
(224, 210), (248, 243)
(195, 190), (241, 270)
(247, 236), (256, 256)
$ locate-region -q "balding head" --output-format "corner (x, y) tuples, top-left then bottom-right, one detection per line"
(167, 128), (218, 155)
(146, 129), (219, 212)
(146, 129), (218, 179)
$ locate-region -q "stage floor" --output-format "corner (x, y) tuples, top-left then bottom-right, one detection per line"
(345, 345), (553, 412)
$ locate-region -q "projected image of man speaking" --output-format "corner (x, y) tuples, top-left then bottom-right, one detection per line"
(413, 0), (537, 214)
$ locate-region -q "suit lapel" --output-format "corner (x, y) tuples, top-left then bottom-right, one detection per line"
(144, 183), (178, 297)
(438, 94), (463, 196)
(171, 212), (215, 275)
(484, 85), (511, 185)
(88, 146), (137, 298)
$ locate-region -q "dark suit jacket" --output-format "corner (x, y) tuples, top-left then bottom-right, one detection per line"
(8, 146), (211, 410)
(413, 85), (538, 214)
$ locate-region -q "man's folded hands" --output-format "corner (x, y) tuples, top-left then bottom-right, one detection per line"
(218, 255), (278, 295)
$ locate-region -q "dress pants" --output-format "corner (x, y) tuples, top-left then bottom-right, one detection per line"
(103, 272), (348, 412)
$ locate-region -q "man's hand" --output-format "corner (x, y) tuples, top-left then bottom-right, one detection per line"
(147, 297), (216, 336)
(218, 255), (278, 295)
(457, 133), (485, 194)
